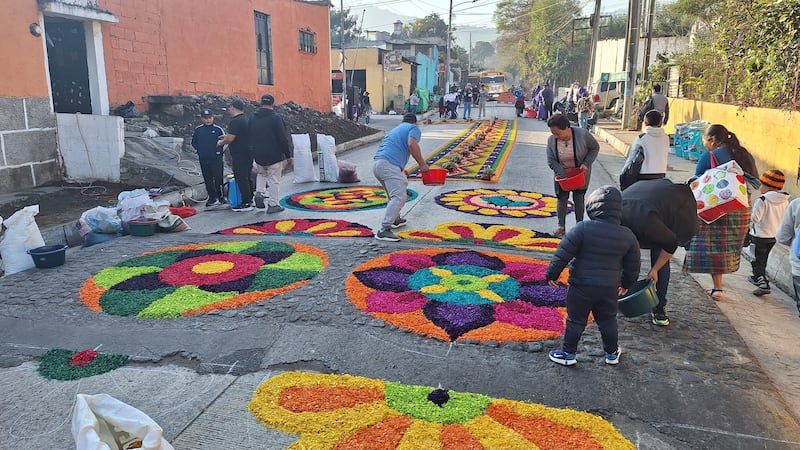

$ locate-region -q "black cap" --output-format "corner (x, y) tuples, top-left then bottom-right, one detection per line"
(228, 98), (245, 111)
(200, 109), (213, 117)
(260, 94), (275, 105)
(402, 112), (417, 123)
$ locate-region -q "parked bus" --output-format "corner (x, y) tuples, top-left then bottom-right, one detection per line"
(468, 70), (507, 100)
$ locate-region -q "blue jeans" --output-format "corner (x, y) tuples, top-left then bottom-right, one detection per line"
(410, 105), (417, 114)
(578, 112), (588, 129)
(462, 101), (472, 119)
(650, 248), (670, 312)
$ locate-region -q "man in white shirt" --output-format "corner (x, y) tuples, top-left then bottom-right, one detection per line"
(625, 110), (670, 181)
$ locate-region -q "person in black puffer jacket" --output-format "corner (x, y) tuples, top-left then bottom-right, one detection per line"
(546, 186), (641, 367)
(248, 94), (293, 214)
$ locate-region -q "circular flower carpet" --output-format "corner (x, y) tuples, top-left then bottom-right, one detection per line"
(280, 186), (418, 212)
(38, 349), (128, 381)
(249, 371), (634, 449)
(80, 241), (327, 318)
(397, 222), (560, 252)
(435, 188), (571, 218)
(345, 248), (569, 342)
(216, 219), (373, 237)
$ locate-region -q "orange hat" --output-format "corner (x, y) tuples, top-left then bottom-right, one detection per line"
(759, 169), (785, 190)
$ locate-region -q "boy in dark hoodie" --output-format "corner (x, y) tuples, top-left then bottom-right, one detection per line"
(546, 186), (641, 366)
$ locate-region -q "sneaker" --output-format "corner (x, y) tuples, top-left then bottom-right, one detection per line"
(232, 203), (253, 212)
(206, 199), (221, 208)
(266, 204), (285, 214)
(375, 228), (402, 242)
(391, 217), (408, 229)
(753, 277), (771, 296)
(549, 350), (577, 366)
(605, 348), (622, 365)
(253, 193), (266, 209)
(652, 311), (670, 326)
(747, 275), (760, 286)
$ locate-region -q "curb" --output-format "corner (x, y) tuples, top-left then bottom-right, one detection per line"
(593, 125), (629, 157)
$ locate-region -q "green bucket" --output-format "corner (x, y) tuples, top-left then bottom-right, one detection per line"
(618, 279), (658, 317)
(127, 218), (157, 237)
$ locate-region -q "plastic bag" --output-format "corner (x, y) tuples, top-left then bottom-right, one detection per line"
(337, 160), (360, 183)
(291, 134), (318, 183)
(317, 134), (339, 182)
(117, 190), (167, 223)
(79, 207), (123, 236)
(72, 393), (174, 450)
(0, 205), (46, 275)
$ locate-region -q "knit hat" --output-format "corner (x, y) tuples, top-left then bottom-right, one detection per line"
(759, 169), (785, 190)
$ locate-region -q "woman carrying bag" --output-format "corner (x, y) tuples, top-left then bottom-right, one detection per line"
(546, 114), (600, 237)
(682, 124), (760, 299)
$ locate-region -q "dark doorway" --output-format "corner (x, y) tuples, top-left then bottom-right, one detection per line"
(45, 16), (92, 114)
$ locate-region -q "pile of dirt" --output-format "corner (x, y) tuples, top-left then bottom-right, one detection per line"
(144, 95), (379, 145)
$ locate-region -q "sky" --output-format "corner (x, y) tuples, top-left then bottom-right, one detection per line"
(342, 0), (631, 29)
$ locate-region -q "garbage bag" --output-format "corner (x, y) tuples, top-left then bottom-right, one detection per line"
(72, 393), (174, 450)
(79, 207), (123, 236)
(0, 205), (46, 276)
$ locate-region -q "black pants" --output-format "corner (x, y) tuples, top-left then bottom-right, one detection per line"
(750, 235), (776, 279)
(231, 152), (253, 206)
(199, 157), (224, 202)
(650, 248), (670, 312)
(562, 284), (618, 354)
(554, 182), (586, 228)
(543, 101), (553, 120)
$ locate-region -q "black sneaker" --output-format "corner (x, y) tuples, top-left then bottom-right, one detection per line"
(391, 217), (408, 229)
(266, 205), (285, 214)
(375, 228), (401, 242)
(652, 311), (670, 326)
(548, 350), (577, 366)
(232, 202), (253, 212)
(253, 193), (266, 209)
(747, 275), (760, 286)
(753, 276), (770, 296)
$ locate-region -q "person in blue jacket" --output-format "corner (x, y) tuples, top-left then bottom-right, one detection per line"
(191, 109), (225, 207)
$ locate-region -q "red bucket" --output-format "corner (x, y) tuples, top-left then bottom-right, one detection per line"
(422, 168), (448, 186)
(555, 167), (586, 191)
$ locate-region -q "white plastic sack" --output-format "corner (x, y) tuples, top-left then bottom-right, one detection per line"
(117, 190), (169, 223)
(317, 134), (339, 182)
(292, 134), (318, 183)
(0, 205), (46, 275)
(79, 207), (124, 236)
(72, 393), (174, 450)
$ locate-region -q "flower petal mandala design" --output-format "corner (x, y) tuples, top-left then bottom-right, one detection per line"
(249, 372), (635, 449)
(80, 241), (327, 318)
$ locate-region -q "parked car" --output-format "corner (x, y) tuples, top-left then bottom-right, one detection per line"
(592, 81), (622, 111)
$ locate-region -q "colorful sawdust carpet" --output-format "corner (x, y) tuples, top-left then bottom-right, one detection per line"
(280, 186), (418, 212)
(80, 241), (327, 318)
(216, 218), (373, 237)
(346, 248), (569, 342)
(397, 222), (560, 252)
(38, 348), (128, 381)
(249, 371), (634, 449)
(435, 188), (571, 218)
(406, 120), (516, 182)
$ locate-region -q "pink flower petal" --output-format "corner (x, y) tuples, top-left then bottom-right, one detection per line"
(493, 301), (565, 331)
(389, 253), (436, 271)
(366, 290), (429, 313)
(502, 262), (547, 282)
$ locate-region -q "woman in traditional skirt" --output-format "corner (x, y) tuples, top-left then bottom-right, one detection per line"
(683, 124), (760, 300)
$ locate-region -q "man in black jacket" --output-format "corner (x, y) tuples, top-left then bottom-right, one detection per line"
(218, 98), (252, 211)
(621, 179), (698, 326)
(249, 94), (293, 214)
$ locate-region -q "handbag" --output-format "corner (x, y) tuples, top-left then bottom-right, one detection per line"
(689, 152), (749, 224)
(619, 144), (644, 190)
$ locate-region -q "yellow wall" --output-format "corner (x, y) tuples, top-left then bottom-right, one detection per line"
(330, 48), (413, 113)
(666, 98), (800, 197)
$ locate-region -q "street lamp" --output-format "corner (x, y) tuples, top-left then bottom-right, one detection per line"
(446, 0), (477, 90)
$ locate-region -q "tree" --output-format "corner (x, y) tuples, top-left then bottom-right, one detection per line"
(471, 41), (495, 69)
(330, 8), (360, 46)
(404, 14), (448, 41)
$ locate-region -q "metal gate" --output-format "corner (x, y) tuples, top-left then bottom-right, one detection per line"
(45, 16), (92, 114)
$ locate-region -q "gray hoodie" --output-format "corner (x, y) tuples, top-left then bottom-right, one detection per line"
(776, 197), (800, 276)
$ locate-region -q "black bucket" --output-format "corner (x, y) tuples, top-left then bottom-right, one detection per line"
(27, 245), (68, 269)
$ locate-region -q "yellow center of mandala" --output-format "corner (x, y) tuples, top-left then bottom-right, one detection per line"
(193, 261), (235, 274)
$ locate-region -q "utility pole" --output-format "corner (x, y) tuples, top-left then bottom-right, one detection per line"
(642, 0), (656, 82)
(621, 0), (641, 130)
(468, 31), (472, 75)
(587, 0), (602, 89)
(446, 0), (453, 88)
(339, 0), (347, 119)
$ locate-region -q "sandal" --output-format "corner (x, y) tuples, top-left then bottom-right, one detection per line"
(552, 227), (566, 238)
(709, 289), (724, 300)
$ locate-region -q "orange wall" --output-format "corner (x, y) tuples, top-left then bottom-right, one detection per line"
(100, 0), (331, 111)
(1, 0), (50, 97)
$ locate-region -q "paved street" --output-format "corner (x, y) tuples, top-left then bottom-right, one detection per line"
(1, 104), (799, 449)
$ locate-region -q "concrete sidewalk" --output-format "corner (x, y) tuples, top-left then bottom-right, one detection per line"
(595, 121), (800, 422)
